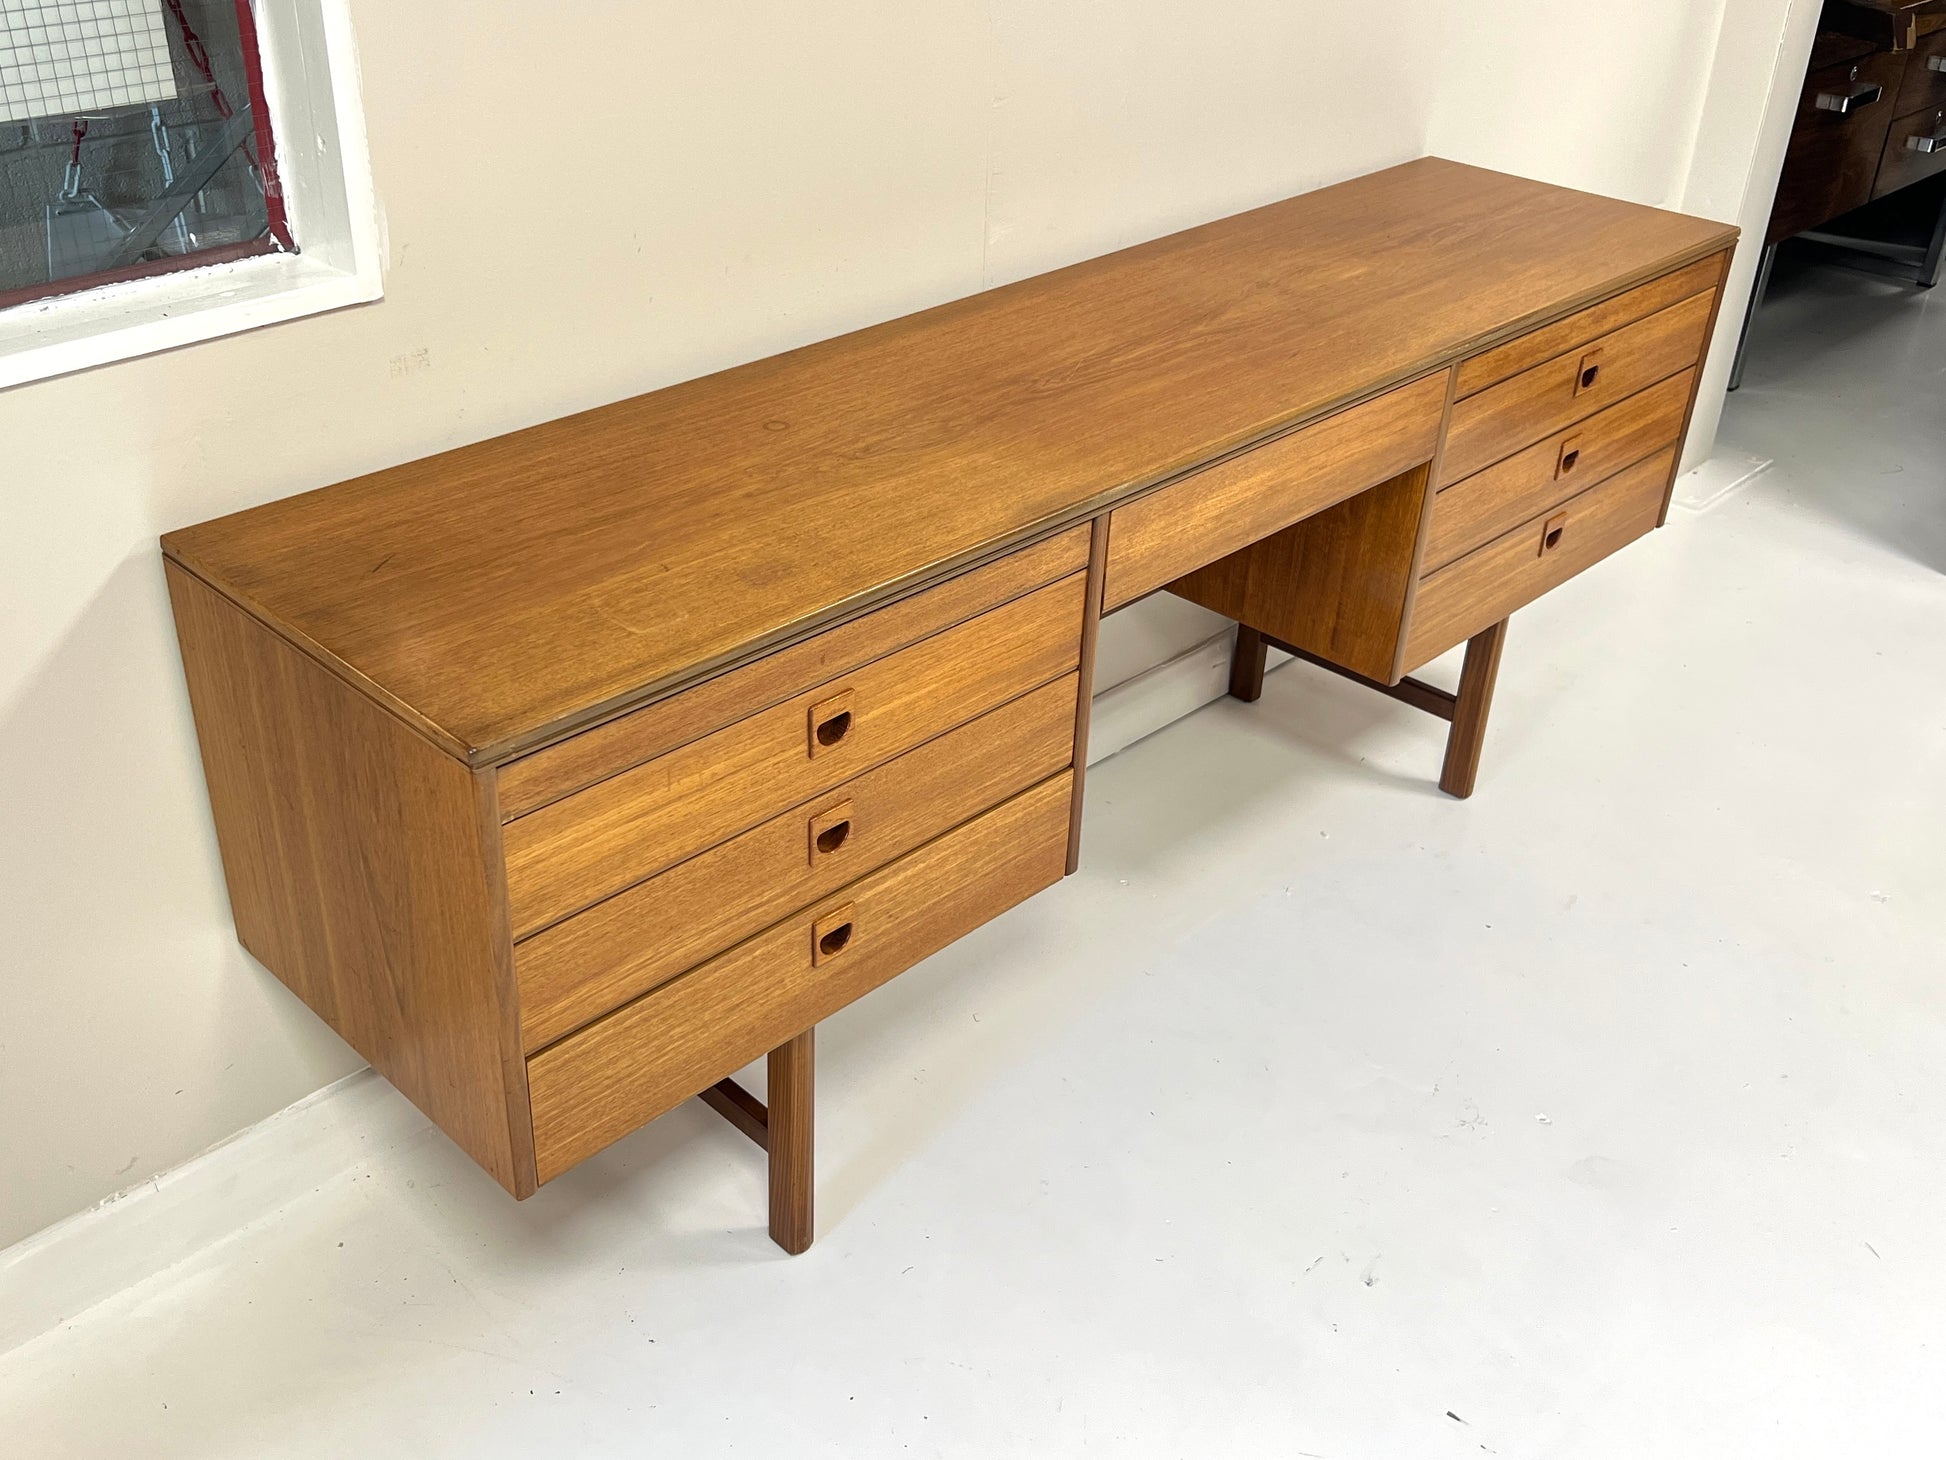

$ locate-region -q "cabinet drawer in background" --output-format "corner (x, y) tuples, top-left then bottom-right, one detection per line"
(1874, 104), (1946, 199)
(1405, 446), (1676, 670)
(526, 771), (1075, 1183)
(1103, 372), (1446, 610)
(1894, 31), (1946, 118)
(503, 573), (1084, 937)
(515, 673), (1079, 1051)
(1425, 369), (1693, 573)
(1440, 289), (1714, 484)
(1770, 50), (1908, 241)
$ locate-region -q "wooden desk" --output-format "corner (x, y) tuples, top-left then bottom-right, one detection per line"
(163, 158), (1736, 1252)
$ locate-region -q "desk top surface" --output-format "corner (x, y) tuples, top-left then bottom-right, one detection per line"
(164, 158), (1735, 765)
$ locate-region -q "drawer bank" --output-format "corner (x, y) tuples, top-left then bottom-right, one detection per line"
(163, 159), (1736, 1252)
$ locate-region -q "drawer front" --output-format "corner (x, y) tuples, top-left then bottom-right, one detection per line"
(1874, 104), (1946, 199)
(1405, 446), (1675, 670)
(527, 772), (1074, 1182)
(516, 674), (1078, 1051)
(1426, 369), (1693, 573)
(1454, 254), (1723, 399)
(1103, 372), (1446, 610)
(497, 526), (1090, 819)
(504, 573), (1084, 937)
(1441, 291), (1713, 484)
(1770, 50), (1907, 241)
(1894, 31), (1946, 118)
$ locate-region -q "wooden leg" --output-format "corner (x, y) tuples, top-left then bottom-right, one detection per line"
(1229, 624), (1267, 702)
(1439, 619), (1507, 800)
(767, 1028), (815, 1255)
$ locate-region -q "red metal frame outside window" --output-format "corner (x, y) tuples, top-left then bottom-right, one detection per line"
(0, 0), (293, 314)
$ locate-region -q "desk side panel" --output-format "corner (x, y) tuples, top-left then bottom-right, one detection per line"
(164, 563), (532, 1195)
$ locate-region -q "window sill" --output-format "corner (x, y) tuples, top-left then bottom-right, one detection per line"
(0, 0), (381, 394)
(0, 248), (382, 392)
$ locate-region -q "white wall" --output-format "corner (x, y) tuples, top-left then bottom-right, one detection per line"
(1677, 0), (1823, 462)
(0, 0), (1791, 1249)
(1426, 1), (1731, 206)
(1424, 0), (1823, 470)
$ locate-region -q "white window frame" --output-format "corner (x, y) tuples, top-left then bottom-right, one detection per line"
(0, 0), (381, 391)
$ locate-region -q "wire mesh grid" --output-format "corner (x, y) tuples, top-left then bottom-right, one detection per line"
(0, 1), (179, 125)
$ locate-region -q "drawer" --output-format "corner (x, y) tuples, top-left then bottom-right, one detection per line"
(1441, 291), (1714, 484)
(1894, 30), (1946, 118)
(503, 572), (1084, 937)
(1769, 50), (1907, 241)
(1453, 254), (1723, 399)
(1874, 104), (1946, 199)
(1404, 446), (1675, 670)
(497, 525), (1090, 819)
(516, 673), (1079, 1051)
(1809, 30), (1880, 73)
(1425, 369), (1693, 574)
(526, 771), (1074, 1182)
(1102, 372), (1446, 610)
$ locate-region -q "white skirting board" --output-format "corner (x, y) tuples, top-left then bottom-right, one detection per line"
(0, 1070), (436, 1357)
(0, 623), (1282, 1358)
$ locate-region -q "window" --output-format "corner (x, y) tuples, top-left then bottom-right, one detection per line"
(1, 1), (290, 307)
(0, 0), (379, 390)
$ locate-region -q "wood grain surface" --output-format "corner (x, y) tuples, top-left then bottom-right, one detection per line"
(165, 564), (532, 1195)
(163, 158), (1735, 765)
(1405, 447), (1677, 668)
(1101, 372), (1446, 610)
(526, 773), (1073, 1182)
(1426, 369), (1693, 572)
(502, 574), (1082, 937)
(767, 1030), (815, 1255)
(1437, 620), (1509, 800)
(1441, 290), (1717, 484)
(1453, 253), (1724, 398)
(515, 674), (1077, 1051)
(496, 527), (1087, 819)
(1170, 465), (1432, 683)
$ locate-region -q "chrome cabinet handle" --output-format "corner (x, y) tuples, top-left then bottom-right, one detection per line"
(1909, 129), (1946, 155)
(1816, 82), (1884, 114)
(1929, 56), (1945, 75)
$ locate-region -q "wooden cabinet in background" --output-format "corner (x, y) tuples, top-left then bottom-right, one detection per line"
(1737, 1), (1946, 384)
(1768, 48), (1909, 243)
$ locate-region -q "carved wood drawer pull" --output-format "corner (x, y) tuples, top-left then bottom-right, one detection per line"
(1556, 433), (1584, 480)
(1575, 347), (1605, 396)
(812, 903), (856, 965)
(808, 690), (855, 757)
(1540, 510), (1569, 557)
(808, 801), (855, 865)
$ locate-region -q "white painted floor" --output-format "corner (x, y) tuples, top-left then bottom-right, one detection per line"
(6, 257), (1944, 1458)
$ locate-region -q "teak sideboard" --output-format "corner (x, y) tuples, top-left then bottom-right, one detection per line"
(163, 158), (1738, 1253)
